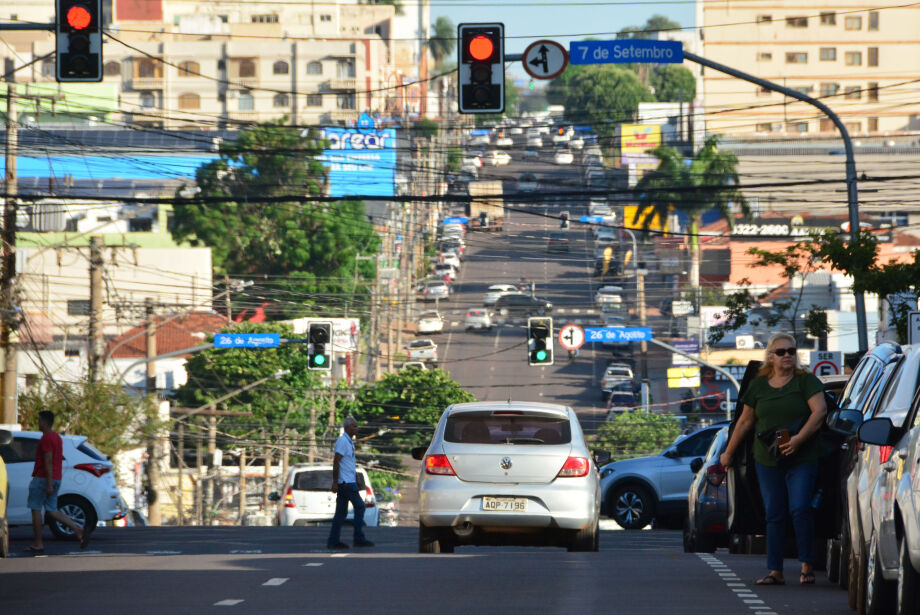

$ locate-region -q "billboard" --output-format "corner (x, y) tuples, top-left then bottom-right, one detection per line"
(620, 124), (661, 165)
(624, 204), (669, 232)
(315, 127), (397, 198)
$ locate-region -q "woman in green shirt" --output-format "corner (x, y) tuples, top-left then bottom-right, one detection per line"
(720, 333), (828, 586)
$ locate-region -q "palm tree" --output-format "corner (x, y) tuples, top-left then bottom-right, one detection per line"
(635, 135), (748, 289)
(429, 17), (456, 68)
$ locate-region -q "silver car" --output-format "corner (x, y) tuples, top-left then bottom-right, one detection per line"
(413, 402), (603, 553)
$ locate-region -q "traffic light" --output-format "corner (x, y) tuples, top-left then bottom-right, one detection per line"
(458, 23), (504, 114)
(308, 322), (333, 370)
(56, 0), (103, 82)
(527, 317), (554, 366)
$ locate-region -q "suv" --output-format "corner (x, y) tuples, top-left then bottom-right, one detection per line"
(274, 464), (378, 527)
(1, 431), (125, 538)
(494, 294), (553, 317)
(599, 424), (728, 529)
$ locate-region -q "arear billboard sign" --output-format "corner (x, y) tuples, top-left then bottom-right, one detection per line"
(314, 127), (397, 198)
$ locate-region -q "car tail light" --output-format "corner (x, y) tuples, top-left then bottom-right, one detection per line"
(365, 485), (376, 507)
(557, 457), (589, 478)
(425, 454), (456, 475)
(879, 445), (894, 464)
(74, 463), (110, 477)
(706, 463), (726, 487)
(706, 523), (726, 532)
(492, 410), (523, 415)
(283, 486), (296, 508)
(467, 311), (473, 317)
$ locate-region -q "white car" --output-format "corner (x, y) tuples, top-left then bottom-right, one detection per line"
(524, 149), (539, 159)
(413, 401), (602, 552)
(275, 464), (378, 527)
(553, 150), (574, 165)
(407, 339), (438, 363)
(487, 150), (511, 166)
(422, 280), (450, 301)
(495, 136), (514, 148)
(509, 127), (523, 135)
(601, 364), (634, 393)
(552, 132), (571, 144)
(470, 135), (490, 146)
(434, 264), (456, 281)
(595, 227), (616, 243)
(536, 125), (550, 135)
(526, 136), (543, 148)
(569, 138), (584, 151)
(595, 285), (625, 307)
(417, 311), (444, 334)
(3, 431), (125, 537)
(462, 156), (483, 169)
(483, 284), (523, 305)
(464, 308), (493, 330)
(440, 252), (461, 270)
(588, 201), (611, 217)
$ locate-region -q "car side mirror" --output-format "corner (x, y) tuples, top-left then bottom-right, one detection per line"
(663, 448), (679, 459)
(858, 417), (898, 446)
(0, 429), (11, 446)
(267, 492), (281, 502)
(411, 446), (428, 461)
(593, 450), (611, 466)
(689, 457), (704, 474)
(827, 409), (863, 436)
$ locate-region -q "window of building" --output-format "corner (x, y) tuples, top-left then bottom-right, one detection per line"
(178, 61), (199, 77)
(868, 47), (879, 67)
(41, 59), (55, 77)
(336, 59), (356, 78)
(139, 91), (156, 107)
(787, 121), (809, 133)
(251, 14), (279, 23)
(755, 123), (773, 132)
(320, 14), (332, 22)
(273, 60), (289, 75)
(845, 121), (861, 133)
(67, 300), (90, 315)
(307, 61), (323, 75)
(307, 94), (322, 106)
(103, 61), (121, 77)
(845, 51), (862, 66)
(820, 118), (835, 132)
(844, 86), (862, 100)
(820, 83), (840, 97)
(239, 92), (254, 110)
(756, 86), (772, 97)
(877, 210), (908, 226)
(129, 218), (153, 232)
(785, 52), (808, 64)
(868, 117), (879, 132)
(820, 47), (836, 61)
(867, 82), (879, 101)
(136, 59), (161, 79)
(218, 14), (228, 23)
(820, 12), (836, 25)
(237, 59), (256, 78)
(845, 16), (862, 30)
(786, 16), (808, 28)
(791, 85), (814, 95)
(178, 93), (200, 110)
(336, 92), (356, 110)
(757, 52), (773, 61)
(756, 15), (772, 24)
(273, 93), (289, 107)
(868, 11), (879, 31)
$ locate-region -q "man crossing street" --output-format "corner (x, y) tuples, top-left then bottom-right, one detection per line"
(327, 416), (374, 550)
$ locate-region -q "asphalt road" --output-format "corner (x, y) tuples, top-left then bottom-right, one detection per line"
(2, 525), (851, 614)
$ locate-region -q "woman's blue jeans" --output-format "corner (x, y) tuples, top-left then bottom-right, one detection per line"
(755, 461), (819, 572)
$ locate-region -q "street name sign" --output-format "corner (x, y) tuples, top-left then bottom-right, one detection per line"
(214, 333), (281, 348)
(443, 216), (469, 224)
(558, 324), (585, 350)
(570, 39), (683, 65)
(522, 39), (569, 80)
(584, 327), (653, 342)
(579, 215), (605, 224)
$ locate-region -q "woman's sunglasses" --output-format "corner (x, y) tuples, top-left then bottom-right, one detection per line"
(772, 347), (797, 357)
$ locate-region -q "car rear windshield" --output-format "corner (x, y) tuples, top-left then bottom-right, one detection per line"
(444, 413), (572, 445)
(293, 470), (365, 491)
(77, 442), (107, 461)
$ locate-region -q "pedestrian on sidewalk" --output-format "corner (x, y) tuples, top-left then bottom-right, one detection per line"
(327, 416), (374, 550)
(27, 411), (89, 553)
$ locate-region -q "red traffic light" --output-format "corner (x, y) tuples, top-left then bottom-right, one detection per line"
(468, 35), (494, 61)
(66, 5), (92, 30)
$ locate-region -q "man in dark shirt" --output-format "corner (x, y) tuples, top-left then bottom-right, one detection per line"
(28, 411), (88, 553)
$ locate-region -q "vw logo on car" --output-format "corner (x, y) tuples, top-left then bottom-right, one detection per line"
(500, 457), (512, 470)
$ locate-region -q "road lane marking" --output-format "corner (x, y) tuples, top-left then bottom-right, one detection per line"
(214, 599), (244, 606)
(147, 550), (182, 555)
(66, 550), (102, 555)
(697, 553), (772, 613)
(230, 549), (262, 554)
(304, 563), (324, 567)
(331, 553), (349, 557)
(263, 578), (289, 586)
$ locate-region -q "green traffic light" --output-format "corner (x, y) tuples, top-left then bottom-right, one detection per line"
(535, 350), (547, 362)
(314, 354), (326, 366)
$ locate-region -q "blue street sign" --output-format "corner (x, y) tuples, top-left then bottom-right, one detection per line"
(570, 39), (683, 65)
(584, 327), (653, 342)
(443, 216), (469, 224)
(214, 333), (281, 348)
(580, 215), (605, 224)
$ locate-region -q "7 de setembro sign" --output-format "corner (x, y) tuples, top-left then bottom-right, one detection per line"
(569, 39), (683, 65)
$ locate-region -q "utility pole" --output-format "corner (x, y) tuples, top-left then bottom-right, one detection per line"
(1, 83), (18, 425)
(87, 236), (104, 381)
(238, 448), (246, 523)
(145, 298), (161, 525)
(223, 274), (232, 323)
(177, 422), (185, 526)
(637, 266), (649, 411)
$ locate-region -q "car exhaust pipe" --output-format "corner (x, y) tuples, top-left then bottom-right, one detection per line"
(453, 521), (475, 538)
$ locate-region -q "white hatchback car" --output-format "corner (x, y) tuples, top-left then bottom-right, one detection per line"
(464, 308), (493, 330)
(413, 402), (603, 553)
(417, 311), (444, 334)
(275, 464), (378, 527)
(482, 284), (522, 306)
(2, 431), (125, 537)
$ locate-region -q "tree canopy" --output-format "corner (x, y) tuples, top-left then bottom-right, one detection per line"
(650, 65), (696, 102)
(559, 66), (655, 136)
(592, 411), (681, 461)
(617, 14), (682, 38)
(429, 16), (456, 67)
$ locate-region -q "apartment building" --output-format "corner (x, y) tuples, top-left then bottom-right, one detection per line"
(700, 1), (920, 135)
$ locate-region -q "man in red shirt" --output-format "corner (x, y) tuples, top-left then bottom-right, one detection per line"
(27, 411), (88, 553)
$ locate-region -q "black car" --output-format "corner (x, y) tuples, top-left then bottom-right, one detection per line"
(494, 293), (553, 316)
(593, 257), (619, 277)
(547, 232), (569, 253)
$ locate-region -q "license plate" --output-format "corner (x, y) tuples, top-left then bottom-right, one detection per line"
(482, 497), (527, 512)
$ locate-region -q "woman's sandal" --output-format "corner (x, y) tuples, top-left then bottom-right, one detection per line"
(800, 572), (816, 585)
(756, 574), (785, 585)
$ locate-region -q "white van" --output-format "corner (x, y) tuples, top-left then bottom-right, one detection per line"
(275, 464), (379, 527)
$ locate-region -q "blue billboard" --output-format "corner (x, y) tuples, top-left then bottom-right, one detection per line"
(316, 127), (397, 198)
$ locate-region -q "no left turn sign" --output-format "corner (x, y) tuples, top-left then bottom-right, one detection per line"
(558, 324), (585, 350)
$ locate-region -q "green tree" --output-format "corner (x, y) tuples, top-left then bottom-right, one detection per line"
(412, 118), (440, 139)
(18, 381), (160, 458)
(591, 412), (681, 461)
(173, 121), (380, 318)
(429, 16), (456, 67)
(635, 135), (748, 288)
(560, 66), (654, 136)
(617, 14), (682, 38)
(447, 146), (462, 172)
(474, 77), (521, 127)
(649, 65), (696, 102)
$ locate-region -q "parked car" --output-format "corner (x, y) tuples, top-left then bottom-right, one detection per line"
(547, 232), (570, 253)
(464, 308), (493, 331)
(683, 426), (730, 553)
(0, 429), (11, 557)
(1, 431), (125, 538)
(482, 284), (522, 306)
(433, 263), (456, 283)
(274, 464), (378, 527)
(494, 294), (553, 317)
(421, 280), (449, 301)
(440, 252), (461, 270)
(406, 339), (438, 363)
(417, 311), (444, 334)
(599, 423), (728, 529)
(412, 401), (604, 552)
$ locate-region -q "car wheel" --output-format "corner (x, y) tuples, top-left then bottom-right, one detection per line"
(418, 523), (453, 554)
(827, 538), (842, 584)
(695, 531), (717, 554)
(897, 533), (920, 615)
(609, 484), (654, 530)
(865, 532), (895, 615)
(48, 495), (96, 539)
(568, 520), (599, 552)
